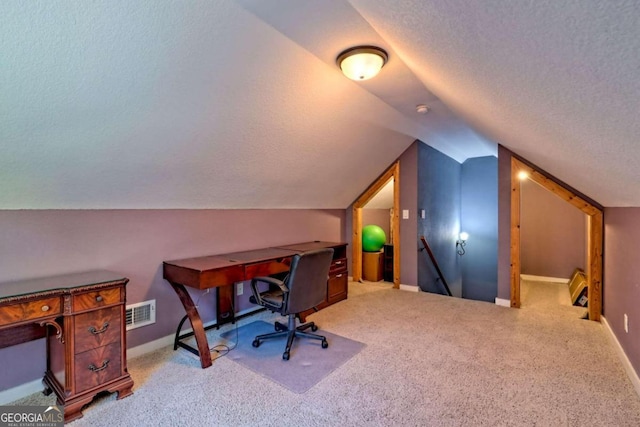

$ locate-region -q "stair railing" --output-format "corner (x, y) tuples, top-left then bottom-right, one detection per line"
(419, 235), (453, 296)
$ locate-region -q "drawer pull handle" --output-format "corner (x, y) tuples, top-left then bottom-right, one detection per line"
(88, 360), (110, 373)
(41, 305), (50, 312)
(96, 295), (103, 302)
(336, 274), (343, 278)
(335, 261), (343, 265)
(88, 322), (110, 335)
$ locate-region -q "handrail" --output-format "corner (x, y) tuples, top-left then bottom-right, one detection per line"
(419, 236), (453, 296)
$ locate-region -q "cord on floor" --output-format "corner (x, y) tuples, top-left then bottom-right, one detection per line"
(208, 298), (240, 361)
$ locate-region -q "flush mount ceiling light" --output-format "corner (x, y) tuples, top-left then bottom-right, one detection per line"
(337, 46), (388, 81)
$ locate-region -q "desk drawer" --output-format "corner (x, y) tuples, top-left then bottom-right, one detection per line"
(328, 272), (348, 302)
(245, 258), (291, 278)
(74, 306), (121, 354)
(73, 287), (121, 312)
(199, 266), (245, 289)
(330, 258), (347, 275)
(74, 342), (121, 392)
(0, 297), (62, 327)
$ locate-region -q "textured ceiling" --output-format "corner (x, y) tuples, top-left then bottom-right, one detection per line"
(349, 0), (640, 207)
(1, 0), (638, 208)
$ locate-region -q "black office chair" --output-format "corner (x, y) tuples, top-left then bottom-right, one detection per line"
(249, 248), (334, 360)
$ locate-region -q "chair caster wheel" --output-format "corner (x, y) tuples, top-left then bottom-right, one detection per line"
(274, 322), (285, 332)
(321, 340), (328, 349)
(283, 352), (290, 361)
(252, 339), (260, 347)
(311, 324), (318, 332)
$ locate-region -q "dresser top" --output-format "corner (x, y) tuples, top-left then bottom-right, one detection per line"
(0, 270), (128, 302)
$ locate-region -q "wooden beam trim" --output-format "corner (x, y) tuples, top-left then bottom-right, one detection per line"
(513, 158), (599, 216)
(510, 157), (521, 308)
(352, 207), (362, 282)
(588, 212), (603, 321)
(353, 163), (397, 209)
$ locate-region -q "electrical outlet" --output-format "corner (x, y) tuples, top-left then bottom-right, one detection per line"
(236, 282), (243, 296)
(624, 313), (629, 333)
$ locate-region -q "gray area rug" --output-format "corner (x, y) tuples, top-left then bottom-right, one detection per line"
(220, 320), (365, 393)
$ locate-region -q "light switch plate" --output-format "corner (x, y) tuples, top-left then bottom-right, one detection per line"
(402, 210), (409, 219)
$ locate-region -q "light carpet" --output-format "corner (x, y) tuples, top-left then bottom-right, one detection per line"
(8, 280), (640, 426)
(219, 320), (365, 393)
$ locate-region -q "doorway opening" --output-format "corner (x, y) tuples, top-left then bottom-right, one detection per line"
(519, 178), (588, 316)
(510, 157), (603, 321)
(352, 161), (400, 288)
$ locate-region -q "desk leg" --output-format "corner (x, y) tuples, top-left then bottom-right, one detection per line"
(216, 284), (235, 328)
(168, 281), (212, 369)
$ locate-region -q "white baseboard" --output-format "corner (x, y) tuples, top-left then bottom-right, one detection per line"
(601, 316), (640, 399)
(495, 298), (511, 307)
(126, 331), (176, 360)
(1, 306), (263, 404)
(520, 274), (569, 283)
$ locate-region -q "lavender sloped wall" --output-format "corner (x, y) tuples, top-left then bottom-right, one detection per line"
(0, 209), (345, 389)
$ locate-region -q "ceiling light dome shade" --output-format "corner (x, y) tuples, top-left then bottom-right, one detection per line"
(337, 46), (388, 81)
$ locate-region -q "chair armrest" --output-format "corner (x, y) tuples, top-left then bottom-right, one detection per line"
(250, 276), (289, 305)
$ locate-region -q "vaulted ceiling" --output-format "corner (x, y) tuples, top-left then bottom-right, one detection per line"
(2, 1), (638, 209)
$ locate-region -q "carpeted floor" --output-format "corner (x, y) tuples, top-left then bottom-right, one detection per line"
(520, 277), (588, 317)
(9, 279), (640, 426)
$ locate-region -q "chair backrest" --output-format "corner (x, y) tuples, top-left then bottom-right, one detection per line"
(284, 248), (334, 315)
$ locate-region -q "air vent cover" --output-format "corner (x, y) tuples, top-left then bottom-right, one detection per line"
(125, 300), (156, 331)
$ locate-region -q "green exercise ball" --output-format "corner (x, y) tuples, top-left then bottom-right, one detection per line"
(362, 225), (386, 252)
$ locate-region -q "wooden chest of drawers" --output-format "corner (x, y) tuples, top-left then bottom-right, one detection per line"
(0, 271), (133, 423)
(328, 252), (348, 304)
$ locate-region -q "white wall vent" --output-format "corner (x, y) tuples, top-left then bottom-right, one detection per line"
(125, 300), (156, 331)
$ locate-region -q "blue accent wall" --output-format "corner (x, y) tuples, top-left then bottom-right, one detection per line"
(461, 156), (498, 302)
(417, 144), (462, 297)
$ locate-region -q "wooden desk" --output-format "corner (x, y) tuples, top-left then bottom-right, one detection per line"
(274, 241), (348, 307)
(163, 241), (347, 369)
(0, 270), (134, 423)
